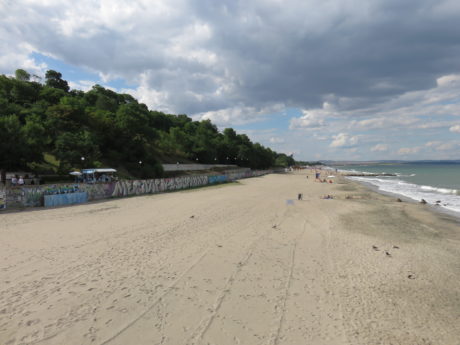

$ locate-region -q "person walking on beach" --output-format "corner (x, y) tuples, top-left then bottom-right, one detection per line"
(298, 193), (303, 200)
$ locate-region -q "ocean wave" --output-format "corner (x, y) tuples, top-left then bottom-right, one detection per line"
(340, 170), (386, 176)
(347, 176), (460, 214)
(420, 185), (458, 194)
(395, 173), (416, 177)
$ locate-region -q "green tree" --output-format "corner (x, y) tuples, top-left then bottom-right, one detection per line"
(115, 103), (156, 140)
(15, 69), (30, 81)
(53, 131), (100, 169)
(40, 86), (66, 104)
(0, 115), (24, 182)
(0, 114), (46, 182)
(1, 67), (291, 180)
(45, 70), (69, 92)
(275, 153), (295, 167)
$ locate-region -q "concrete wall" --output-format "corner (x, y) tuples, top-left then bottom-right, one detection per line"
(0, 189), (5, 210)
(44, 192), (88, 207)
(0, 170), (272, 210)
(208, 175), (228, 184)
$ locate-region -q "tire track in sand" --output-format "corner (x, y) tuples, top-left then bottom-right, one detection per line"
(185, 232), (266, 345)
(97, 251), (209, 345)
(96, 216), (272, 345)
(267, 220), (307, 345)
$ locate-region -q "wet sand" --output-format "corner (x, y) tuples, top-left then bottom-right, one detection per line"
(1, 172), (459, 345)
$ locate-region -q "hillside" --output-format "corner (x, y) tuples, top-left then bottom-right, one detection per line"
(0, 69), (295, 179)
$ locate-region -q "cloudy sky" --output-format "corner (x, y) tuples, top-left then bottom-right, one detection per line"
(2, 0), (460, 161)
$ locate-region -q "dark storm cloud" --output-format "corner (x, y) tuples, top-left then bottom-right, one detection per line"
(2, 0), (460, 117)
(188, 0), (460, 111)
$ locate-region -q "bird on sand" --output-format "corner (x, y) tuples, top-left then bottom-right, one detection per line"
(385, 250), (391, 257)
(372, 245), (379, 251)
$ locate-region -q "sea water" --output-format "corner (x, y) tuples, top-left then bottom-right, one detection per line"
(335, 162), (460, 217)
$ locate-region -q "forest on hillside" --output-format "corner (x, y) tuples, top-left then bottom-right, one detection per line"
(0, 69), (295, 179)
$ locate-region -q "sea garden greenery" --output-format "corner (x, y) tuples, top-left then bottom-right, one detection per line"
(0, 69), (295, 180)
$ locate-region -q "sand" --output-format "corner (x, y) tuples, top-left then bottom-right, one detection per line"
(1, 172), (459, 345)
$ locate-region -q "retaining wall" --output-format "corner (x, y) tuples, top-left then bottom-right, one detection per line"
(0, 170), (271, 210)
(208, 175), (228, 184)
(44, 192), (88, 207)
(0, 189), (5, 210)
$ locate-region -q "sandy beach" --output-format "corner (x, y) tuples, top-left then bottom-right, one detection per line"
(1, 172), (459, 345)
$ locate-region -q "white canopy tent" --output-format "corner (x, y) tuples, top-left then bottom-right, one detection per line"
(72, 168), (117, 183)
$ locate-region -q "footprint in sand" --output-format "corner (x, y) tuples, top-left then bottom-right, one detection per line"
(26, 319), (40, 326)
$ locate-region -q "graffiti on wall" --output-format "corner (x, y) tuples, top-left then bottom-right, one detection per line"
(43, 185), (80, 195)
(110, 175), (208, 198)
(44, 192), (88, 207)
(5, 171), (271, 209)
(208, 175), (228, 184)
(80, 183), (116, 200)
(0, 189), (5, 210)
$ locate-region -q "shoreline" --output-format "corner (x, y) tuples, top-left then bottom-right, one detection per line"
(335, 163), (460, 217)
(1, 171), (459, 344)
(344, 176), (460, 222)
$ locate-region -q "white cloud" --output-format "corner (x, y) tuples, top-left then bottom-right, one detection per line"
(350, 116), (419, 131)
(397, 147), (421, 155)
(0, 41), (46, 77)
(196, 103), (284, 126)
(425, 141), (442, 147)
(269, 137), (285, 144)
(425, 140), (459, 152)
(435, 142), (457, 151)
(120, 72), (171, 112)
(416, 121), (456, 129)
(449, 125), (460, 133)
(289, 102), (338, 130)
(68, 80), (98, 92)
(330, 133), (359, 148)
(370, 144), (388, 152)
(198, 107), (261, 126)
(312, 133), (329, 141)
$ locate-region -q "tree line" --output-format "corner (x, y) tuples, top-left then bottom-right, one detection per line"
(0, 69), (295, 180)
